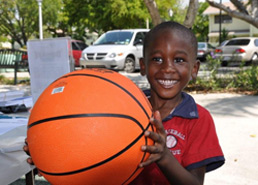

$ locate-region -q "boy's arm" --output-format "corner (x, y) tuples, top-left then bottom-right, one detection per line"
(156, 148), (205, 185)
(139, 111), (205, 185)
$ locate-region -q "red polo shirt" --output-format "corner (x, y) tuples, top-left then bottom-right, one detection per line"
(130, 92), (225, 185)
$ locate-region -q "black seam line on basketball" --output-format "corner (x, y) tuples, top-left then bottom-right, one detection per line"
(38, 123), (152, 176)
(28, 113), (145, 130)
(60, 73), (150, 120)
(122, 122), (152, 185)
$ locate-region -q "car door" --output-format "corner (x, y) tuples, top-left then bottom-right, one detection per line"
(133, 32), (146, 68)
(72, 41), (82, 66)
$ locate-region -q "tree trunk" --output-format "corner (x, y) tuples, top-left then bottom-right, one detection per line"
(183, 0), (199, 29)
(206, 0), (258, 28)
(143, 0), (162, 26)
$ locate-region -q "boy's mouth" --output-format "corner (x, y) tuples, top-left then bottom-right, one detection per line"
(158, 79), (177, 88)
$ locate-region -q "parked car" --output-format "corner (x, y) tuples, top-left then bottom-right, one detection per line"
(16, 48), (29, 70)
(197, 42), (215, 62)
(214, 37), (258, 66)
(79, 29), (149, 73)
(71, 40), (88, 67)
(219, 40), (229, 47)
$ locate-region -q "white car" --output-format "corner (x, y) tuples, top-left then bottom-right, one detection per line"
(79, 29), (149, 73)
(197, 42), (215, 62)
(215, 37), (258, 66)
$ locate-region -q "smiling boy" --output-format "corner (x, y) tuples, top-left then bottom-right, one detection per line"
(130, 21), (225, 185)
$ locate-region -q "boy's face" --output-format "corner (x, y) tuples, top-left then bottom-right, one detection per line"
(140, 28), (199, 100)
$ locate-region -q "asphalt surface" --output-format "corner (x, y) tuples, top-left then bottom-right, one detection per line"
(1, 71), (258, 185)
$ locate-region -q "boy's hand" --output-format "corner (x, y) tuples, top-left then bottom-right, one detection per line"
(139, 111), (170, 168)
(23, 138), (42, 176)
(23, 138), (34, 164)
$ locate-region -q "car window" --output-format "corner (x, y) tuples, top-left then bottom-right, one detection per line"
(220, 40), (228, 46)
(226, 39), (250, 46)
(254, 39), (258, 47)
(198, 43), (206, 49)
(72, 42), (80, 50)
(77, 42), (87, 50)
(94, 31), (134, 45)
(134, 32), (146, 45)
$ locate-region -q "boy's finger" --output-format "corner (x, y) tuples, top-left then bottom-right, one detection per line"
(139, 155), (160, 168)
(141, 145), (162, 154)
(37, 171), (43, 177)
(144, 130), (163, 143)
(23, 145), (30, 155)
(150, 111), (166, 135)
(24, 138), (28, 145)
(26, 157), (34, 165)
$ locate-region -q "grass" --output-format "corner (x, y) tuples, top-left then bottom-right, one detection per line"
(0, 74), (30, 85)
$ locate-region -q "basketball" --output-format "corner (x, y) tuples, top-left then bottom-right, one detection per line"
(27, 68), (153, 185)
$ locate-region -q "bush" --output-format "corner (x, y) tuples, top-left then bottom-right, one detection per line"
(186, 55), (258, 95)
(0, 75), (30, 85)
(0, 75), (13, 85)
(228, 65), (258, 94)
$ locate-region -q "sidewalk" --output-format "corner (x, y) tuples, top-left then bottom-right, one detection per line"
(1, 72), (258, 184)
(192, 93), (258, 185)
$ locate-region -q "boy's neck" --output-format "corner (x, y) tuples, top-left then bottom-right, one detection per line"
(149, 92), (183, 120)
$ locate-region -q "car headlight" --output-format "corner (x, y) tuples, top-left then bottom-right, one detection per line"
(83, 53), (87, 59)
(109, 53), (123, 58)
(109, 53), (116, 58)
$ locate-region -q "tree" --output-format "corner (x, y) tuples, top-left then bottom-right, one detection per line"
(143, 0), (199, 28)
(0, 0), (62, 48)
(206, 0), (258, 28)
(192, 2), (209, 41)
(63, 0), (150, 35)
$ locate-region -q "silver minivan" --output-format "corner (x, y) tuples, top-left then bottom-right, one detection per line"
(79, 29), (149, 73)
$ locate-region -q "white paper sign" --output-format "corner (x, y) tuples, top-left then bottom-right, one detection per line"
(27, 37), (74, 104)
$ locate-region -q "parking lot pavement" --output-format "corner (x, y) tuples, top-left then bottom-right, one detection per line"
(1, 71), (258, 185)
(192, 93), (258, 185)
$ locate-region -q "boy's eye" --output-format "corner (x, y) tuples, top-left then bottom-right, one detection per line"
(152, 57), (163, 63)
(174, 58), (185, 63)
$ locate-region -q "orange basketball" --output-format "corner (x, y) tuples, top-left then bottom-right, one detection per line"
(27, 68), (153, 185)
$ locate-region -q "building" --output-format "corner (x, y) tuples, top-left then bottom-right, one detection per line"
(203, 1), (258, 45)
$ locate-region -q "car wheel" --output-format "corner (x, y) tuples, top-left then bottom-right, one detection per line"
(124, 57), (135, 73)
(246, 53), (258, 66)
(251, 53), (258, 62)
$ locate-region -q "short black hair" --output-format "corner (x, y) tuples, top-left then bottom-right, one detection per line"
(143, 21), (197, 58)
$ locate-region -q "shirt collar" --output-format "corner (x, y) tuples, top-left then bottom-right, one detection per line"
(165, 92), (199, 121)
(143, 90), (199, 121)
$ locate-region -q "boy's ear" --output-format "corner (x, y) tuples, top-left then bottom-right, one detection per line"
(140, 58), (146, 76)
(191, 60), (200, 80)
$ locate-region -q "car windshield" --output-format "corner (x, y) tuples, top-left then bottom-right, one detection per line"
(220, 40), (228, 46)
(198, 43), (206, 49)
(94, 31), (134, 45)
(226, 39), (250, 46)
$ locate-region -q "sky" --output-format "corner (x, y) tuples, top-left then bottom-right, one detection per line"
(181, 0), (204, 8)
(182, 0), (230, 7)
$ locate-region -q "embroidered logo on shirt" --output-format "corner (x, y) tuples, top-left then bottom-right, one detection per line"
(166, 135), (177, 148)
(166, 129), (185, 140)
(190, 111), (197, 117)
(166, 129), (185, 156)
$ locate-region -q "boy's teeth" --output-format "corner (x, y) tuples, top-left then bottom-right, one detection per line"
(158, 80), (176, 86)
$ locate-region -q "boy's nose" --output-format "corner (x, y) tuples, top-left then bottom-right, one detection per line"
(161, 60), (176, 73)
